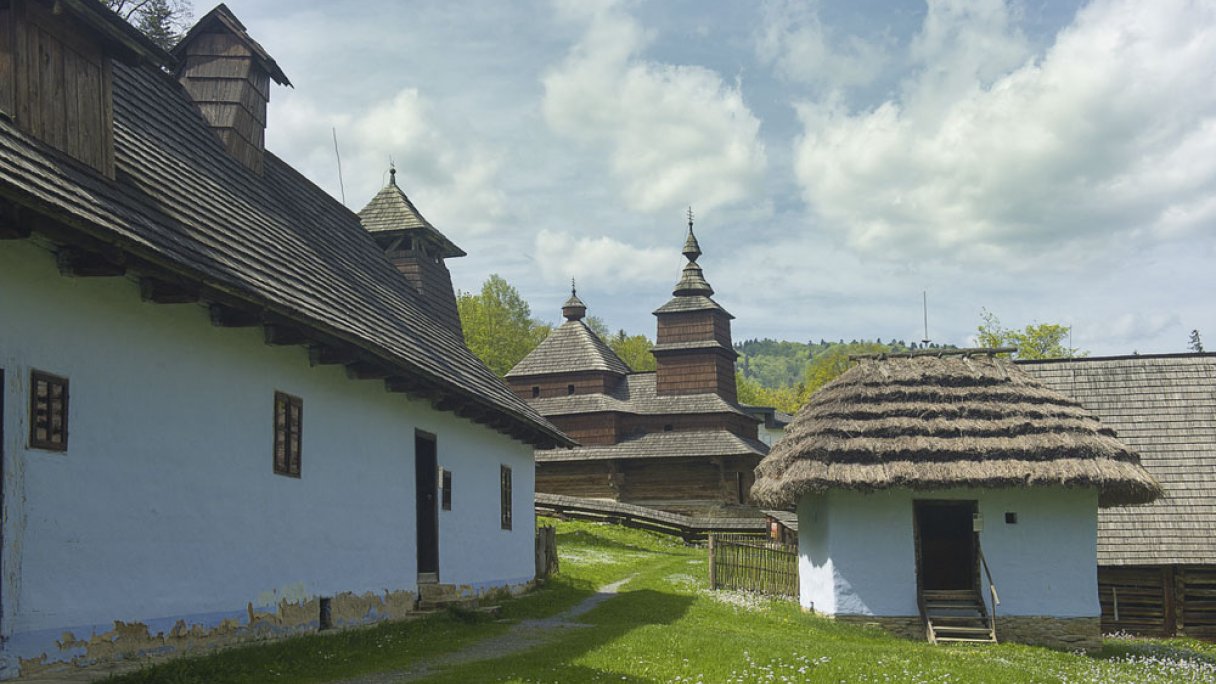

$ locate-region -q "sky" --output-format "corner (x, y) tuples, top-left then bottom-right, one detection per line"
(218, 0), (1214, 355)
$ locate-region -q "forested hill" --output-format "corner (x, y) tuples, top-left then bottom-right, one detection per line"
(735, 338), (956, 389)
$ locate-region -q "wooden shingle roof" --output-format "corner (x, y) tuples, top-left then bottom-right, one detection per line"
(357, 170), (465, 259)
(537, 429), (767, 463)
(506, 319), (630, 378)
(529, 372), (752, 418)
(0, 54), (568, 448)
(1020, 354), (1216, 566)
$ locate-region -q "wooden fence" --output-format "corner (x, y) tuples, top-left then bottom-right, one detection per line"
(708, 533), (798, 599)
(536, 493), (766, 542)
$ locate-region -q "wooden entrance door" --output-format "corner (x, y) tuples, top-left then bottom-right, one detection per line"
(414, 432), (439, 577)
(914, 500), (978, 591)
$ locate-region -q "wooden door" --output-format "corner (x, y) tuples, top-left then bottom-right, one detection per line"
(414, 432), (439, 577)
(914, 500), (978, 591)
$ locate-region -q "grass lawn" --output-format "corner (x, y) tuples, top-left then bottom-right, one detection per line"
(108, 519), (1216, 683)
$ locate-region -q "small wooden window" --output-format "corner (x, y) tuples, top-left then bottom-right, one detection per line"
(531, 386), (540, 398)
(273, 392), (302, 477)
(29, 370), (68, 451)
(441, 468), (452, 511)
(1005, 512), (1018, 525)
(567, 384), (575, 395)
(500, 465), (512, 530)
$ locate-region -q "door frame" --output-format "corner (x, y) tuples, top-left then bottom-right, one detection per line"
(912, 499), (979, 595)
(414, 430), (439, 580)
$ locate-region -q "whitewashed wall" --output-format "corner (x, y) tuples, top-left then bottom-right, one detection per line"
(0, 240), (535, 673)
(797, 487), (1099, 618)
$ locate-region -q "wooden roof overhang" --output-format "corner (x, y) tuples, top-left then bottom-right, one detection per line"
(0, 54), (571, 450)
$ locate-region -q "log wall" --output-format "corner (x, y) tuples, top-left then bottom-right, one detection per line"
(656, 310), (732, 347)
(1099, 564), (1216, 639)
(508, 372), (619, 401)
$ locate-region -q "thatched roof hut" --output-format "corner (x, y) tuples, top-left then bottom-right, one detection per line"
(752, 350), (1161, 509)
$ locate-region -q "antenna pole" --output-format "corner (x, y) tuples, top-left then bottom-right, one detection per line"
(922, 291), (930, 347)
(332, 128), (347, 207)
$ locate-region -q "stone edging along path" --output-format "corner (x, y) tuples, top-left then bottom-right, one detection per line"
(337, 575), (637, 684)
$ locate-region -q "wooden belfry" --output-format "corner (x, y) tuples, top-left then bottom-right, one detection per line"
(652, 207), (739, 402)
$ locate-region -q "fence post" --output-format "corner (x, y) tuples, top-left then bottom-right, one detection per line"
(708, 533), (717, 590)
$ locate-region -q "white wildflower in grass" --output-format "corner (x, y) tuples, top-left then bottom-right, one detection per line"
(703, 588), (779, 611)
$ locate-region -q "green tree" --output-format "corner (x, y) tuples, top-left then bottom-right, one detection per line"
(609, 331), (656, 372)
(104, 0), (192, 50)
(456, 275), (550, 377)
(798, 342), (888, 403)
(977, 309), (1084, 360)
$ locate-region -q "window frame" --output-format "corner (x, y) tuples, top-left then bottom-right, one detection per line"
(28, 370), (68, 451)
(273, 391), (303, 477)
(500, 465), (512, 530)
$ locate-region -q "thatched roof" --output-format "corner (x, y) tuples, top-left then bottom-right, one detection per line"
(752, 351), (1161, 508)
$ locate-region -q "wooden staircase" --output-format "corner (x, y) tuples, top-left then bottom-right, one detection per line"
(922, 589), (997, 644)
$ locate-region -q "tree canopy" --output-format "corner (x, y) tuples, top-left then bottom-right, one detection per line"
(456, 275), (550, 377)
(104, 0), (192, 50)
(976, 309), (1085, 360)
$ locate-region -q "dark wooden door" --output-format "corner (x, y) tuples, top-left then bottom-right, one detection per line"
(915, 501), (977, 591)
(0, 367), (5, 630)
(415, 432), (439, 576)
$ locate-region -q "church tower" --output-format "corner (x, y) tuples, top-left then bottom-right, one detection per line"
(651, 211), (738, 403)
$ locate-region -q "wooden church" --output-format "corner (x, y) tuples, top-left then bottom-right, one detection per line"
(506, 219), (768, 517)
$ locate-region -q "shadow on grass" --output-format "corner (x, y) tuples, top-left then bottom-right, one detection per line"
(420, 588), (694, 683)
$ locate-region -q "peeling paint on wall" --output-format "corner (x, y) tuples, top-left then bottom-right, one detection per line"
(12, 589), (419, 678)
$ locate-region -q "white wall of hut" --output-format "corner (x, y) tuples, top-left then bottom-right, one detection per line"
(0, 240), (535, 675)
(796, 487), (1100, 618)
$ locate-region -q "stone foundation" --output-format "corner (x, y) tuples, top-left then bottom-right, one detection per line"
(833, 614), (1101, 652)
(995, 616), (1101, 653)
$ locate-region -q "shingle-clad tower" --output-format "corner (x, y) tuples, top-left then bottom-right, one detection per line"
(359, 167), (466, 338)
(651, 212), (738, 403)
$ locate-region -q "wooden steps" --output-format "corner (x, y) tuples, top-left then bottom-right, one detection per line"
(922, 589), (996, 644)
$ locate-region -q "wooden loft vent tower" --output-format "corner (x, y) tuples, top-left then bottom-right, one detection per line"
(358, 167), (467, 338)
(173, 3), (291, 174)
(652, 211), (738, 403)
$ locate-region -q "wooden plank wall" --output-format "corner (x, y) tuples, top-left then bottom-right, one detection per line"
(656, 311), (731, 347)
(8, 0), (113, 175)
(1099, 565), (1216, 639)
(655, 351), (736, 401)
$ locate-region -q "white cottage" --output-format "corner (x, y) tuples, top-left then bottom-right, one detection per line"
(0, 1), (569, 678)
(752, 350), (1160, 651)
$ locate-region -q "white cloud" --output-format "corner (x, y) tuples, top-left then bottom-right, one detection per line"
(541, 0), (766, 215)
(792, 0), (1216, 261)
(533, 229), (673, 291)
(754, 0), (888, 91)
(268, 87), (506, 235)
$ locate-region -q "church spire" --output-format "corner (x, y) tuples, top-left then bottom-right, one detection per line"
(562, 278), (587, 321)
(672, 207), (713, 297)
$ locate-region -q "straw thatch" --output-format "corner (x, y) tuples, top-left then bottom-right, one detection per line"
(752, 351), (1162, 508)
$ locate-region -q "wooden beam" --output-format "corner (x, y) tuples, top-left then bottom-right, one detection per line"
(209, 303), (261, 328)
(0, 202), (30, 239)
(140, 277), (198, 304)
(308, 345), (356, 366)
(385, 376), (440, 399)
(346, 360), (390, 380)
(263, 323), (309, 346)
(433, 396), (463, 413)
(56, 247), (125, 277)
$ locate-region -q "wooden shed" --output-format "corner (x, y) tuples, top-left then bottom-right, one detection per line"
(753, 350), (1160, 650)
(1022, 353), (1216, 639)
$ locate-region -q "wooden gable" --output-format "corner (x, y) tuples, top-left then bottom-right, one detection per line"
(1, 0), (115, 176)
